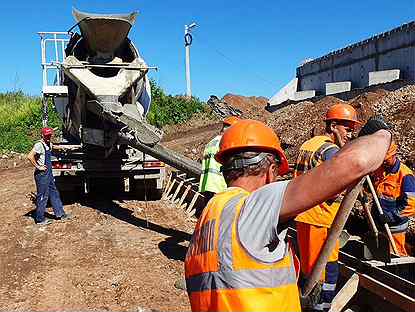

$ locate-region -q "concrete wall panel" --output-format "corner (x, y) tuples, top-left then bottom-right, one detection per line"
(297, 22), (415, 92)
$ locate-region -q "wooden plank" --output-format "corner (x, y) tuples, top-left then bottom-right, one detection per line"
(339, 262), (415, 312)
(171, 181), (184, 202)
(186, 191), (202, 216)
(164, 180), (176, 200)
(162, 172), (172, 196)
(340, 251), (415, 297)
(329, 273), (359, 312)
(178, 184), (192, 208)
(359, 273), (414, 312)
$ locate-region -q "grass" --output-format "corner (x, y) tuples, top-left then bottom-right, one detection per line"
(0, 91), (61, 153)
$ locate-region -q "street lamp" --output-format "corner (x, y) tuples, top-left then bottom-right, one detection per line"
(185, 22), (197, 98)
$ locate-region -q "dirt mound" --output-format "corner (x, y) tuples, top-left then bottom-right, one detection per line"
(223, 94), (268, 113)
(265, 86), (414, 163)
(223, 94), (271, 122)
(372, 85), (415, 164)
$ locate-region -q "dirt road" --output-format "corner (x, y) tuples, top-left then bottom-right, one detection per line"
(0, 164), (194, 311)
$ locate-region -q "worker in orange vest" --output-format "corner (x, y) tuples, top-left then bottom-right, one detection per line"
(294, 104), (360, 311)
(370, 141), (415, 256)
(185, 118), (391, 312)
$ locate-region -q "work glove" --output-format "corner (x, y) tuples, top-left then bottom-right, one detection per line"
(358, 115), (390, 137)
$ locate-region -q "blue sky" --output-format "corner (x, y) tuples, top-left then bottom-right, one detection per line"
(0, 1), (413, 101)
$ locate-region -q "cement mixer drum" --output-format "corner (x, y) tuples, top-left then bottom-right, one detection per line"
(59, 8), (161, 149)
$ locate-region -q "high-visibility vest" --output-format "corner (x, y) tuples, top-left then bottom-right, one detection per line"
(185, 188), (301, 312)
(294, 136), (341, 228)
(373, 160), (415, 233)
(199, 135), (227, 194)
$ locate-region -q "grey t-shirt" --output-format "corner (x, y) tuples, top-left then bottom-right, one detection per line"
(33, 141), (50, 167)
(237, 180), (290, 263)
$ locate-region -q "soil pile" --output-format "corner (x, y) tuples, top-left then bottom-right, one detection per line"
(266, 86), (414, 164)
(223, 94), (271, 122)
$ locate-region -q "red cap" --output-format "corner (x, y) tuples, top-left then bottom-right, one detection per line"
(41, 127), (54, 137)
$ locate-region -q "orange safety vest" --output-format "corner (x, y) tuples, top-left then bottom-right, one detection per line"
(294, 136), (341, 227)
(185, 188), (301, 312)
(373, 160), (415, 232)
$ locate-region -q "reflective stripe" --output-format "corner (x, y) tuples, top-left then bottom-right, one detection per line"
(389, 220), (409, 233)
(294, 136), (340, 227)
(314, 302), (331, 310)
(186, 266), (297, 292)
(406, 192), (415, 197)
(218, 194), (245, 270)
(379, 194), (396, 201)
(203, 168), (222, 175)
(322, 282), (336, 291)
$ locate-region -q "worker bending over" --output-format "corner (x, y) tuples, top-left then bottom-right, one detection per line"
(27, 128), (72, 225)
(294, 104), (359, 311)
(198, 116), (240, 214)
(185, 118), (391, 312)
(370, 141), (415, 256)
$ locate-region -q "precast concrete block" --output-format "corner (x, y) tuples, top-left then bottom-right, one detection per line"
(268, 78), (298, 106)
(368, 69), (400, 86)
(292, 90), (316, 101)
(325, 81), (352, 95)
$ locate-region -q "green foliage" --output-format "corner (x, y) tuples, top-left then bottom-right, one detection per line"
(0, 91), (61, 153)
(0, 81), (206, 153)
(147, 80), (207, 128)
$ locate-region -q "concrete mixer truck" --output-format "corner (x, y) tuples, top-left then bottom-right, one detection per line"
(39, 8), (201, 197)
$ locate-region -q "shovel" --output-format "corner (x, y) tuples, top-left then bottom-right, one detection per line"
(302, 179), (365, 297)
(333, 130), (398, 255)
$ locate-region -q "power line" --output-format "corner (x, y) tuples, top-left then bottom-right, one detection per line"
(192, 32), (277, 89)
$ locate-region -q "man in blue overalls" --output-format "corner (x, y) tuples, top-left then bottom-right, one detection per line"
(27, 128), (72, 225)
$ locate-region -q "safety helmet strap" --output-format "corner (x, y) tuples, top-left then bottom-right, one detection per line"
(221, 152), (275, 172)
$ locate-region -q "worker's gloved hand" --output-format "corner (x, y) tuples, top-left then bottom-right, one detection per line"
(377, 212), (390, 225)
(358, 116), (390, 137)
(359, 192), (369, 205)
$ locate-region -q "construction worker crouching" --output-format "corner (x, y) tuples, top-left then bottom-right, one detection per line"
(294, 103), (360, 312)
(185, 118), (392, 312)
(370, 141), (415, 256)
(197, 116), (240, 216)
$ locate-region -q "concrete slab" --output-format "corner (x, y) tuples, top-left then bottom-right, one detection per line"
(292, 90), (316, 101)
(326, 81), (352, 95)
(369, 69), (400, 86)
(268, 78), (298, 106)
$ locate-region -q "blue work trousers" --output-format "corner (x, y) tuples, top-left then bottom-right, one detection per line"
(34, 170), (64, 222)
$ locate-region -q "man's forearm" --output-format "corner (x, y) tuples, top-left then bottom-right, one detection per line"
(337, 130), (391, 174)
(27, 155), (38, 168)
(282, 130), (391, 219)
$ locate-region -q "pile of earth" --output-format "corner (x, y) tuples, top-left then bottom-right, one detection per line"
(222, 94), (271, 122)
(266, 85), (415, 166)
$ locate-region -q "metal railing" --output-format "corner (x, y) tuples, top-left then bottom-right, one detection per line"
(38, 31), (71, 92)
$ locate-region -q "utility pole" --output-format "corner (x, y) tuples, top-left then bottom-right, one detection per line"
(184, 22), (197, 98)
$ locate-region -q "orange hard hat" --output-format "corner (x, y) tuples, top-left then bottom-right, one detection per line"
(223, 115), (241, 126)
(325, 104), (360, 125)
(215, 119), (289, 175)
(385, 142), (398, 160)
